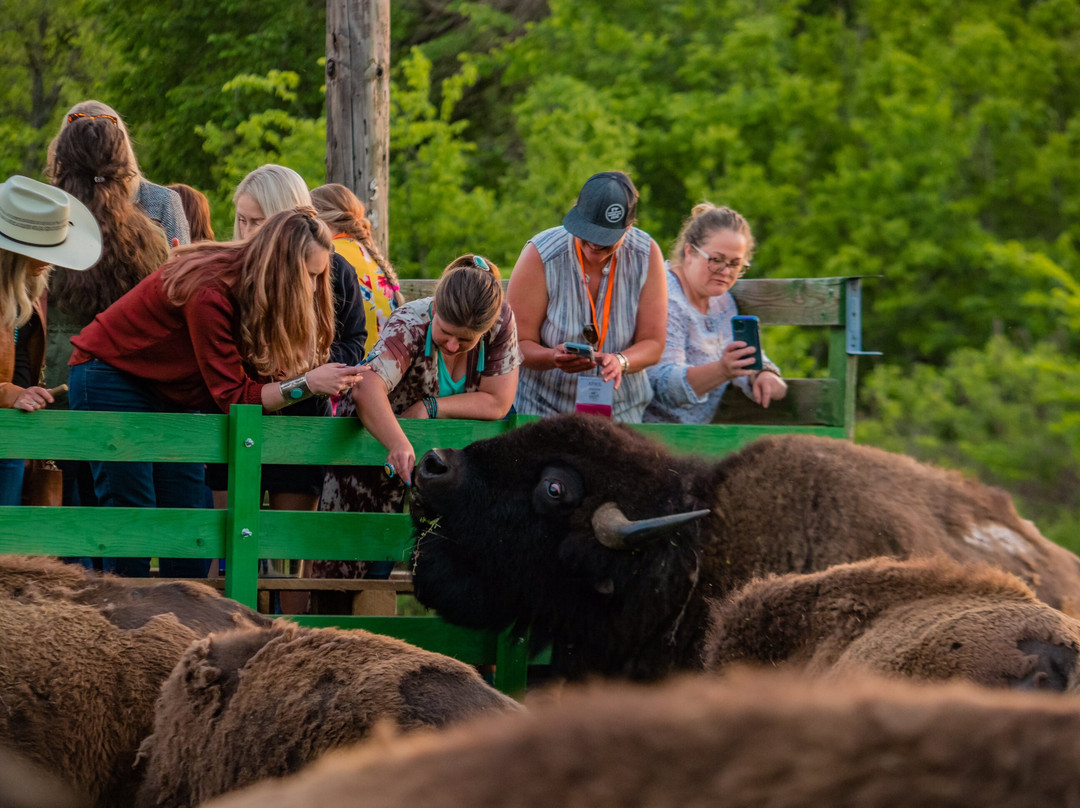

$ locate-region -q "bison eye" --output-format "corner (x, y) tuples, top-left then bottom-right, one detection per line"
(532, 466), (584, 514)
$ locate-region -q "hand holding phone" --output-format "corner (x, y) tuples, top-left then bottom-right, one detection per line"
(563, 342), (596, 363)
(731, 315), (763, 371)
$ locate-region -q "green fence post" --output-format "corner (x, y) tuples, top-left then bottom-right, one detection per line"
(224, 404), (263, 608)
(493, 628), (529, 697)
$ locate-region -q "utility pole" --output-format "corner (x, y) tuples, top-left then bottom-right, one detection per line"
(325, 0), (390, 255)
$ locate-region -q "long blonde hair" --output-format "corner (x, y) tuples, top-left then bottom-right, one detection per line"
(233, 165), (310, 238)
(310, 183), (403, 306)
(0, 250), (51, 330)
(162, 209), (334, 378)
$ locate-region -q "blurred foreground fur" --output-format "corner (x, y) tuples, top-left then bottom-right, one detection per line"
(204, 668), (1080, 808)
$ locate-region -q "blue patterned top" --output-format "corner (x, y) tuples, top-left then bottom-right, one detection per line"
(643, 265), (777, 424)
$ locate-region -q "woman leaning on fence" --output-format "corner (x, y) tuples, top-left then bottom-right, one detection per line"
(311, 255), (520, 608)
(66, 209), (364, 576)
(0, 176), (101, 506)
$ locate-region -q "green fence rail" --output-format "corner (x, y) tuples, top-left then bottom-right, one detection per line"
(0, 276), (869, 694)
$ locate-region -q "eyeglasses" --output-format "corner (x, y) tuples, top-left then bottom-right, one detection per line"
(691, 243), (749, 277)
(67, 112), (119, 126)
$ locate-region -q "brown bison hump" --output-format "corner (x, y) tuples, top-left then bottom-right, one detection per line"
(835, 597), (1080, 690)
(707, 435), (1080, 611)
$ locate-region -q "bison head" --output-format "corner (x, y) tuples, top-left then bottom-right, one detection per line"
(409, 415), (713, 680)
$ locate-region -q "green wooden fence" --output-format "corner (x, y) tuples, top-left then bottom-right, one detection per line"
(0, 276), (870, 694)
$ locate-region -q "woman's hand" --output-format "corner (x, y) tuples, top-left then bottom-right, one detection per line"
(595, 352), (624, 390)
(306, 363), (370, 396)
(718, 341), (757, 383)
(385, 439), (417, 486)
(12, 386), (55, 412)
(552, 344), (598, 375)
(753, 371), (788, 408)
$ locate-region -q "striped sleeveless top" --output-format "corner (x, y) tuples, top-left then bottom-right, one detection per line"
(513, 225), (655, 422)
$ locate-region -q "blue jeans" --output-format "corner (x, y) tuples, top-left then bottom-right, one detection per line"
(0, 458), (24, 506)
(68, 360), (210, 578)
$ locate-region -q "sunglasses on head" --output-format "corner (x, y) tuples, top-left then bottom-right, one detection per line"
(67, 112), (119, 126)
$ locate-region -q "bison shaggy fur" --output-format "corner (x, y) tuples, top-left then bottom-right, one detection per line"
(135, 621), (522, 808)
(0, 598), (200, 807)
(706, 556), (1080, 690)
(0, 556), (269, 806)
(409, 415), (1080, 680)
(0, 554), (270, 636)
(202, 669), (1080, 808)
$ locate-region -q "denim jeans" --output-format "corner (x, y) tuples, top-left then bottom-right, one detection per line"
(0, 457), (24, 506)
(68, 360), (210, 578)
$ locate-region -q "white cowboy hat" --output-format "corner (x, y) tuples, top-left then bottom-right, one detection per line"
(0, 175), (102, 271)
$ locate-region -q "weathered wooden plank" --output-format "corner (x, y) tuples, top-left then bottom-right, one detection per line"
(397, 277), (844, 326)
(712, 378), (839, 426)
(729, 277), (843, 326)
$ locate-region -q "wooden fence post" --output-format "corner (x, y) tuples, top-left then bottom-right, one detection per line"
(325, 0), (390, 256)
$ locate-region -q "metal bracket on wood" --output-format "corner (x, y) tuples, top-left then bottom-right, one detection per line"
(845, 277), (882, 357)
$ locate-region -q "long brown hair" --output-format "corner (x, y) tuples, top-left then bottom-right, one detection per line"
(310, 183), (404, 306)
(162, 209), (334, 378)
(47, 113), (169, 319)
(167, 183), (215, 242)
(434, 254), (503, 334)
(0, 250), (51, 330)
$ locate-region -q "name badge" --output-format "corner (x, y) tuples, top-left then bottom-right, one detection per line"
(575, 375), (614, 418)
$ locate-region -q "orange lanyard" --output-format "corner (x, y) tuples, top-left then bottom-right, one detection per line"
(575, 238), (617, 350)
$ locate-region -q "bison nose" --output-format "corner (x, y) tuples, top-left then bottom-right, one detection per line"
(415, 449), (457, 491)
(420, 449), (448, 476)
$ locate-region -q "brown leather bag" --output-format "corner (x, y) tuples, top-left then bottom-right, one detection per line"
(21, 459), (62, 507)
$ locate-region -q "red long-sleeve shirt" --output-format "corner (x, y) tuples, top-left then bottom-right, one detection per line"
(70, 269), (267, 413)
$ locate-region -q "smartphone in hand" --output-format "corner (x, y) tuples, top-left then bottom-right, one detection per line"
(564, 342), (597, 362)
(731, 315), (763, 371)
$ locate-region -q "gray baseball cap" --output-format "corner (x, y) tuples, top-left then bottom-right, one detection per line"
(562, 172), (638, 246)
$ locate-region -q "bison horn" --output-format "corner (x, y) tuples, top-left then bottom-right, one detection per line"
(591, 502), (712, 551)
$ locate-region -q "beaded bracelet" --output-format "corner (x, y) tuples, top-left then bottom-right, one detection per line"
(423, 396), (439, 419)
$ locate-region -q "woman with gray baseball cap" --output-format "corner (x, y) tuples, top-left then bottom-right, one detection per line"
(507, 171), (667, 422)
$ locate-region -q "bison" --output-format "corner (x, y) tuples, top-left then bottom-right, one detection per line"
(0, 598), (201, 807)
(0, 556), (269, 807)
(0, 554), (268, 636)
(409, 415), (1080, 680)
(135, 621), (522, 808)
(201, 670), (1080, 808)
(706, 556), (1080, 690)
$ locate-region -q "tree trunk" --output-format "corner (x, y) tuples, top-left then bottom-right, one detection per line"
(325, 0), (390, 256)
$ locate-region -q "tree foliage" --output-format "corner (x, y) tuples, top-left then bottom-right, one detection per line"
(2, 0), (1076, 544)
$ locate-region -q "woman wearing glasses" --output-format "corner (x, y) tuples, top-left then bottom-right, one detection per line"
(643, 203), (786, 424)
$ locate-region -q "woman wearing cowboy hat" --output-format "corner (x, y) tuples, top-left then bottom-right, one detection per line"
(0, 175), (102, 505)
